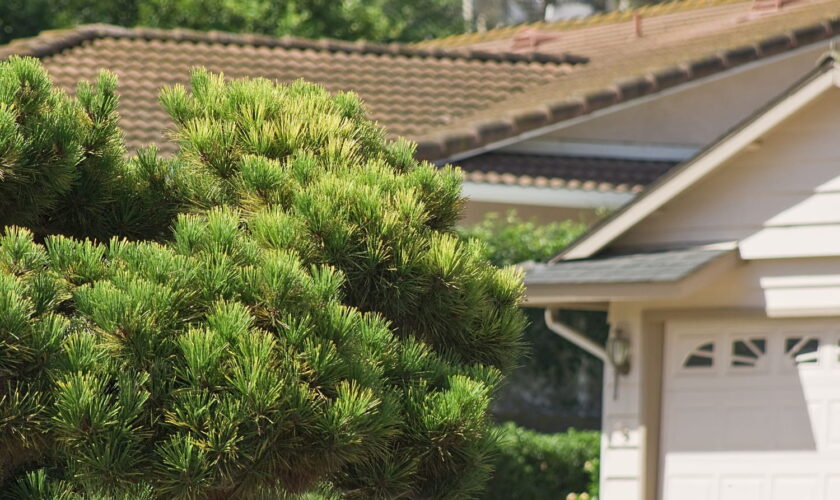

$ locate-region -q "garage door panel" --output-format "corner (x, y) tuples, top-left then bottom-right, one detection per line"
(719, 475), (763, 500)
(665, 406), (719, 450)
(827, 476), (840, 498)
(664, 476), (714, 500)
(661, 318), (840, 500)
(776, 404), (818, 449)
(827, 401), (840, 446)
(723, 406), (775, 449)
(770, 476), (818, 500)
(665, 396), (815, 451)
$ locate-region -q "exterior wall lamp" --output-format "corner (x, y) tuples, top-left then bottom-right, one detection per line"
(606, 327), (631, 400)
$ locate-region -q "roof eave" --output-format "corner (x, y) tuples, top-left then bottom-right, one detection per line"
(523, 247), (740, 307)
(554, 62), (839, 262)
(417, 22), (840, 163)
(461, 180), (634, 208)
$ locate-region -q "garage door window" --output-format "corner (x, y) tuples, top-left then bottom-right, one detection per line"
(683, 342), (714, 368)
(730, 338), (766, 367)
(785, 337), (819, 365)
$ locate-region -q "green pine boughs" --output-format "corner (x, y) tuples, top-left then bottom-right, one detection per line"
(0, 58), (526, 499)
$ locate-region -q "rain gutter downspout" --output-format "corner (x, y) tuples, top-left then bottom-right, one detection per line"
(543, 308), (608, 363)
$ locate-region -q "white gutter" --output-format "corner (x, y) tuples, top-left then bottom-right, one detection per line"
(499, 139), (700, 162)
(543, 308), (608, 363)
(462, 181), (634, 209)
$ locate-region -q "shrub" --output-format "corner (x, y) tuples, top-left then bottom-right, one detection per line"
(483, 423), (600, 500)
(459, 212), (605, 429)
(0, 57), (526, 499)
(457, 211), (586, 267)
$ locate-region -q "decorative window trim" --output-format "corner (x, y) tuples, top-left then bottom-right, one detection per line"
(730, 338), (766, 368)
(683, 342), (714, 368)
(784, 337), (819, 366)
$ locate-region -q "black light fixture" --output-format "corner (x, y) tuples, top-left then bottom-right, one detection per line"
(606, 327), (631, 400)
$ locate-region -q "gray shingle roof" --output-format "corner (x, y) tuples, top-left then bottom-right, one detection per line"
(524, 244), (735, 285)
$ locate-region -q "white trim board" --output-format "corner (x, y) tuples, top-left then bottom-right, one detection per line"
(499, 139), (700, 162)
(437, 40), (832, 165)
(559, 66), (838, 261)
(461, 181), (634, 209)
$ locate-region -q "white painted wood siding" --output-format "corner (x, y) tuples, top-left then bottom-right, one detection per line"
(618, 87), (840, 260)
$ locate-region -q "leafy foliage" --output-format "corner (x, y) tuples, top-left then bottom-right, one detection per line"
(0, 57), (525, 499)
(458, 212), (604, 499)
(458, 211), (586, 267)
(0, 0), (464, 45)
(491, 308), (606, 431)
(458, 212), (604, 428)
(483, 423), (599, 500)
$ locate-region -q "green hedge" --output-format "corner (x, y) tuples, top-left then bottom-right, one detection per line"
(484, 423), (600, 500)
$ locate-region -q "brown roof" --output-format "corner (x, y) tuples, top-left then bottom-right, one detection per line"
(418, 0), (759, 50)
(1, 2), (839, 190)
(411, 0), (840, 160)
(458, 153), (677, 192)
(0, 24), (582, 154)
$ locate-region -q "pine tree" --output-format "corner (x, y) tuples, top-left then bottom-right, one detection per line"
(0, 56), (173, 241)
(0, 58), (526, 499)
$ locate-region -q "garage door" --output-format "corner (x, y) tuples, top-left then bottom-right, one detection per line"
(661, 318), (840, 500)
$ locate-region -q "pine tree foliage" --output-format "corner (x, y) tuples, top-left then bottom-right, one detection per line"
(0, 58), (526, 499)
(0, 56), (171, 241)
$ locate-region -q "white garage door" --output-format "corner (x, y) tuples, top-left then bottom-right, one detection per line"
(661, 318), (840, 500)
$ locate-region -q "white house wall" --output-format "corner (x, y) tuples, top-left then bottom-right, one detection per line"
(644, 257), (840, 316)
(600, 254), (840, 499)
(616, 87), (840, 256)
(601, 302), (646, 500)
(543, 42), (827, 147)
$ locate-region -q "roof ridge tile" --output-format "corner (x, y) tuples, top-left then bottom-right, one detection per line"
(415, 0), (746, 48)
(0, 24), (587, 66)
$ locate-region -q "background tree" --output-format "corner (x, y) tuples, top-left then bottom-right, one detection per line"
(0, 0), (464, 45)
(458, 212), (585, 268)
(0, 57), (525, 499)
(458, 212), (605, 431)
(458, 212), (604, 499)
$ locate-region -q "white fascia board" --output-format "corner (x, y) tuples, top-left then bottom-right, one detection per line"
(761, 274), (840, 288)
(500, 139), (700, 162)
(763, 275), (840, 318)
(461, 181), (634, 209)
(438, 40), (831, 166)
(561, 68), (837, 261)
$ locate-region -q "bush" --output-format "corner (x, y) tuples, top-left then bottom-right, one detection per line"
(459, 212), (605, 427)
(483, 423), (600, 500)
(0, 57), (526, 499)
(457, 211), (586, 267)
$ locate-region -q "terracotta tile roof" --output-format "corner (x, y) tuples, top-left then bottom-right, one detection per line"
(457, 153), (677, 192)
(1, 3), (839, 193)
(0, 24), (583, 154)
(418, 0), (751, 50)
